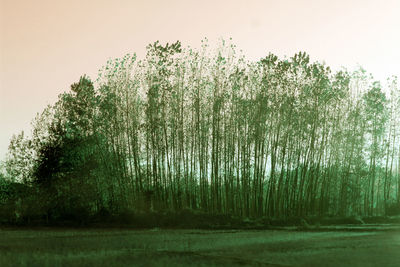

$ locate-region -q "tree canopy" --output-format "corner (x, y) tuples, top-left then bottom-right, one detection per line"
(2, 40), (400, 224)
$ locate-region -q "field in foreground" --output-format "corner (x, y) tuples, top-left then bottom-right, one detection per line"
(1, 226), (400, 266)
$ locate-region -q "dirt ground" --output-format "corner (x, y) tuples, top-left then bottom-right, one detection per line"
(1, 225), (400, 266)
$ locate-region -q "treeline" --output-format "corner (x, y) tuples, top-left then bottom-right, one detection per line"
(1, 40), (400, 224)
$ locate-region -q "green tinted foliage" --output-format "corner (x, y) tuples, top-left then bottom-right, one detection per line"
(2, 40), (400, 224)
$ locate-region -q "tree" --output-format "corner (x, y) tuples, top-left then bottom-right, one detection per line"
(362, 82), (388, 215)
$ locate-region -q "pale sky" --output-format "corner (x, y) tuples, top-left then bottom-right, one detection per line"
(1, 0), (400, 160)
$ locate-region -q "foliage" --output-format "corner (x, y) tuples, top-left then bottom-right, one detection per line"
(1, 40), (400, 225)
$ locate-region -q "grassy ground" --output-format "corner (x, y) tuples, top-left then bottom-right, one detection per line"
(1, 226), (400, 266)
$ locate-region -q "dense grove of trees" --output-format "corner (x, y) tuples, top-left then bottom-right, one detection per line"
(1, 40), (400, 224)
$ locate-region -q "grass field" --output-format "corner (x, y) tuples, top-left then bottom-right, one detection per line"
(1, 226), (400, 266)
